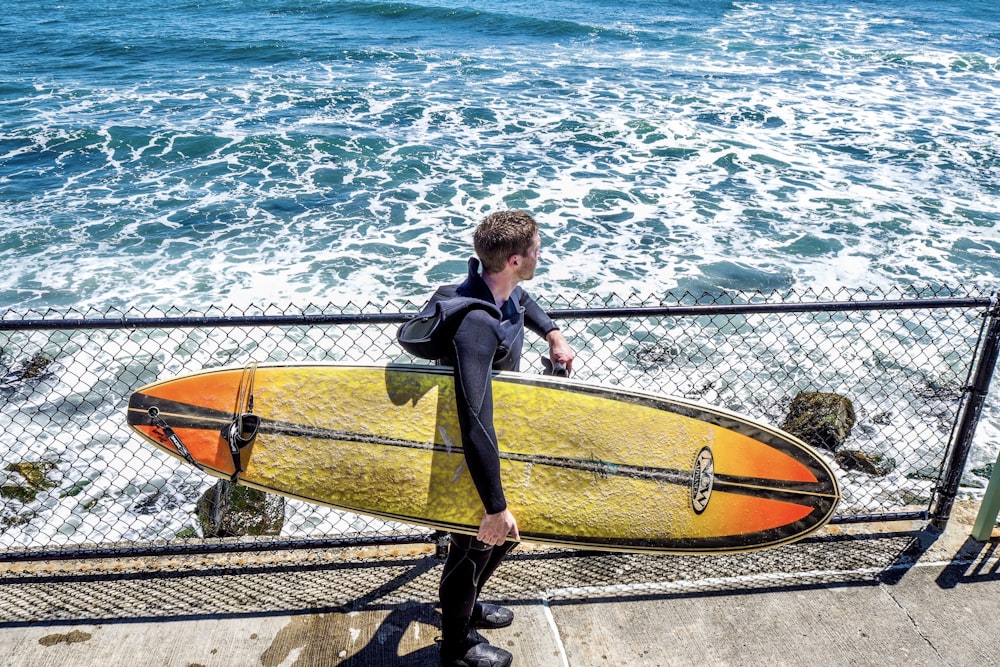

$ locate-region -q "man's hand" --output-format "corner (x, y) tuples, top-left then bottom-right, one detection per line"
(546, 329), (576, 375)
(478, 509), (520, 546)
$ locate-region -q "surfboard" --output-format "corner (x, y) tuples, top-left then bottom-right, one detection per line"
(126, 363), (839, 554)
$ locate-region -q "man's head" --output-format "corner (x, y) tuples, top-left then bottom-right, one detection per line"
(474, 210), (541, 277)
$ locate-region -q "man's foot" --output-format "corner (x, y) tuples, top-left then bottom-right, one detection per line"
(471, 602), (514, 629)
(439, 639), (513, 667)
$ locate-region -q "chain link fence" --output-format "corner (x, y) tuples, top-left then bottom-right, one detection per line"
(0, 286), (996, 561)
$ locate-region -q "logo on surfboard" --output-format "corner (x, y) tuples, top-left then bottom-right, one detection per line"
(691, 447), (714, 514)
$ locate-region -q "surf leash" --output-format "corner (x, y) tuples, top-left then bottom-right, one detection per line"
(146, 406), (199, 468)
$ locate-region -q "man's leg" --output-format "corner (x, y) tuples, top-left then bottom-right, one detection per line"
(439, 533), (513, 666)
(472, 540), (516, 628)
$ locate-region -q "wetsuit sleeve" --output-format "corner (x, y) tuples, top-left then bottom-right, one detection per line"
(450, 309), (507, 514)
(519, 290), (558, 339)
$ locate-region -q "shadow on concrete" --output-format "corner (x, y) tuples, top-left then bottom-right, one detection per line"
(336, 605), (440, 667)
(508, 526), (939, 603)
(0, 551), (442, 627)
(935, 535), (1000, 589)
(0, 526), (946, 626)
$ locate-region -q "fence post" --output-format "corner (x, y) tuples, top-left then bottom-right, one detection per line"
(932, 295), (1000, 530)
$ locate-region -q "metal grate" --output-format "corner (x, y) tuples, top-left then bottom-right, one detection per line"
(0, 286), (995, 561)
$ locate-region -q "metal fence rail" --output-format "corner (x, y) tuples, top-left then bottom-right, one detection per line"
(0, 286), (996, 561)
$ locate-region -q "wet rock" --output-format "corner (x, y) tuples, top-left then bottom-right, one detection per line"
(835, 449), (897, 477)
(906, 468), (939, 482)
(0, 511), (33, 531)
(0, 485), (40, 503)
(972, 463), (995, 480)
(902, 489), (933, 506)
(1, 461), (57, 503)
(1, 461), (57, 532)
(20, 352), (54, 380)
(196, 479), (285, 537)
(782, 391), (856, 451)
(5, 461), (57, 488)
(2, 352), (55, 385)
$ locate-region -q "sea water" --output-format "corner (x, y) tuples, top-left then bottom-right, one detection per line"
(1, 0), (999, 545)
(3, 0), (999, 308)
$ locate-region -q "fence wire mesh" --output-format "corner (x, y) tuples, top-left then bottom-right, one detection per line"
(0, 286), (995, 561)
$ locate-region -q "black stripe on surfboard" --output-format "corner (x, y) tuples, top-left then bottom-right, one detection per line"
(128, 392), (234, 426)
(494, 371), (836, 482)
(264, 420), (838, 499)
(496, 451), (836, 499)
(234, 479), (834, 555)
(130, 404), (836, 501)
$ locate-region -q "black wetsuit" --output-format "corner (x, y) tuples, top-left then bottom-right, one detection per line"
(429, 258), (557, 654)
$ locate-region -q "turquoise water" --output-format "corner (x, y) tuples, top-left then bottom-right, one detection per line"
(2, 0), (999, 310)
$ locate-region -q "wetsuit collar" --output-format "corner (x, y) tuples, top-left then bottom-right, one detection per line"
(459, 257), (522, 318)
(459, 257), (499, 304)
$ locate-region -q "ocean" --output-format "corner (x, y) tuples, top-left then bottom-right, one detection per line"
(3, 0), (999, 310)
(1, 0), (999, 546)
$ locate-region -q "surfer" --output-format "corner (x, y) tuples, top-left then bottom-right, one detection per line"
(408, 210), (574, 667)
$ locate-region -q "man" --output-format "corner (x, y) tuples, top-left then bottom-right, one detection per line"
(403, 210), (574, 667)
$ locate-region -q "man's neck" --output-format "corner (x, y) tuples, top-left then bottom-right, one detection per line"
(480, 270), (518, 307)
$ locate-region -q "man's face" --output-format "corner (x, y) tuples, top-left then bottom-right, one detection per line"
(515, 233), (541, 281)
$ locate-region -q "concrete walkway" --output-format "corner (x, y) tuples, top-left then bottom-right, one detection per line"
(2, 501), (999, 666)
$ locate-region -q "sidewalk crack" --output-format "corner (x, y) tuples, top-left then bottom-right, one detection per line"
(881, 583), (951, 666)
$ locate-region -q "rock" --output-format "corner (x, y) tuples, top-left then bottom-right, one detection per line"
(20, 352), (54, 380)
(196, 479), (285, 538)
(5, 461), (57, 489)
(972, 463), (995, 480)
(0, 461), (56, 533)
(2, 353), (55, 385)
(835, 449), (897, 476)
(1, 461), (57, 503)
(1, 484), (40, 503)
(782, 391), (856, 451)
(0, 511), (32, 531)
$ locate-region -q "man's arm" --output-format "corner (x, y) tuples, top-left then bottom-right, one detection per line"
(450, 309), (520, 544)
(519, 291), (576, 374)
(519, 290), (556, 338)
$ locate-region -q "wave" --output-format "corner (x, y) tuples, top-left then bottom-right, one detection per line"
(828, 47), (1000, 73)
(4, 0), (999, 310)
(6, 1), (658, 77)
(271, 0), (646, 43)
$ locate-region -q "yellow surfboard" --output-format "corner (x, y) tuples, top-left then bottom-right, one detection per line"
(126, 364), (839, 554)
